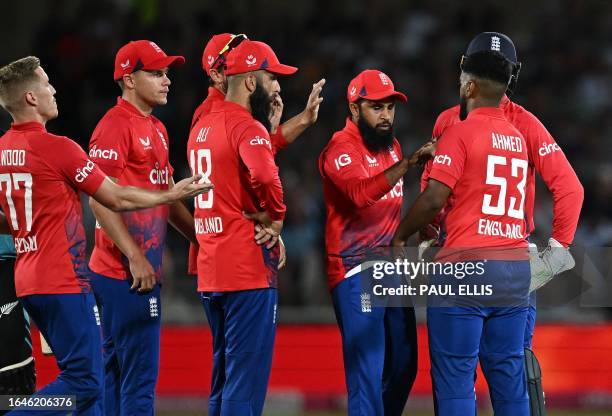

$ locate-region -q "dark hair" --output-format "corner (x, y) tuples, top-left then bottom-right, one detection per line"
(462, 51), (514, 86)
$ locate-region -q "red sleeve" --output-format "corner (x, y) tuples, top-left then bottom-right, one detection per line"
(88, 116), (131, 178)
(270, 125), (288, 154)
(423, 108), (459, 192)
(428, 130), (467, 190)
(54, 138), (106, 195)
(237, 124), (286, 221)
(321, 139), (392, 208)
(187, 242), (198, 276)
(523, 113), (584, 246)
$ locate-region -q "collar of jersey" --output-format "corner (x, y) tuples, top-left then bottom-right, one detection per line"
(212, 99), (251, 116)
(10, 121), (46, 132)
(466, 106), (506, 120)
(207, 86), (225, 102)
(116, 97), (150, 118)
(342, 117), (362, 140)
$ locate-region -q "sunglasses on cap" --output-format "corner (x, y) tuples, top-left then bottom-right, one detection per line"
(210, 33), (248, 72)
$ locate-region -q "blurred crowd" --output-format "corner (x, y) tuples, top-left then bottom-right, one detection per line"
(1, 0), (610, 321)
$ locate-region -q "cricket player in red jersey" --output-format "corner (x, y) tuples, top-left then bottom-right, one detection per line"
(187, 33), (325, 274)
(319, 70), (434, 416)
(187, 39), (296, 416)
(86, 40), (198, 415)
(394, 50), (532, 415)
(421, 32), (583, 415)
(0, 56), (210, 415)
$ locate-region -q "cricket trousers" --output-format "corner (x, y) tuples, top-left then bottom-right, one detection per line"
(331, 272), (418, 416)
(201, 288), (277, 416)
(91, 274), (161, 416)
(10, 292), (103, 415)
(428, 259), (531, 416)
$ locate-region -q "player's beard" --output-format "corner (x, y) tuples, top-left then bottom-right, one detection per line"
(459, 95), (468, 121)
(249, 81), (273, 132)
(358, 116), (394, 152)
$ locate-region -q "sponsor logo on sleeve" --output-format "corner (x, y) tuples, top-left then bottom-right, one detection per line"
(538, 142), (561, 156)
(249, 136), (271, 150)
(334, 154), (352, 170)
(433, 154), (452, 167)
(75, 160), (96, 183)
(89, 145), (118, 161)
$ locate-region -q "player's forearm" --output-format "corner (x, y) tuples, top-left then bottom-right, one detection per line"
(88, 197), (143, 260)
(384, 158), (413, 187)
(93, 179), (177, 212)
(278, 112), (311, 144)
(169, 201), (197, 244)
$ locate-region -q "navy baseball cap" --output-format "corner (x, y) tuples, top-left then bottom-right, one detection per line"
(465, 32), (518, 64)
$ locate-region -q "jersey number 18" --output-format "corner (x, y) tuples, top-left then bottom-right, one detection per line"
(189, 149), (213, 209)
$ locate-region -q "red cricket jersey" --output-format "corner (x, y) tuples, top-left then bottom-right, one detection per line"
(422, 95), (583, 246)
(187, 87), (288, 275)
(319, 118), (403, 289)
(88, 97), (174, 280)
(428, 107), (529, 249)
(0, 122), (105, 297)
(187, 100), (285, 292)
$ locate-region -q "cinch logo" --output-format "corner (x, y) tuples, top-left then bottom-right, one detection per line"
(75, 160), (96, 183)
(334, 154), (352, 170)
(433, 154), (452, 166)
(149, 166), (169, 185)
(350, 86), (357, 97)
(246, 55), (257, 66)
(89, 145), (118, 161)
(250, 136), (271, 149)
(120, 59), (130, 70)
(207, 55), (214, 66)
(539, 142), (561, 156)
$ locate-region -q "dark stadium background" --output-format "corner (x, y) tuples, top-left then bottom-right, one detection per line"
(1, 0), (611, 414)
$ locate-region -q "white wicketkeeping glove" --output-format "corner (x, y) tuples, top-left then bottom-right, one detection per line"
(529, 238), (576, 293)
